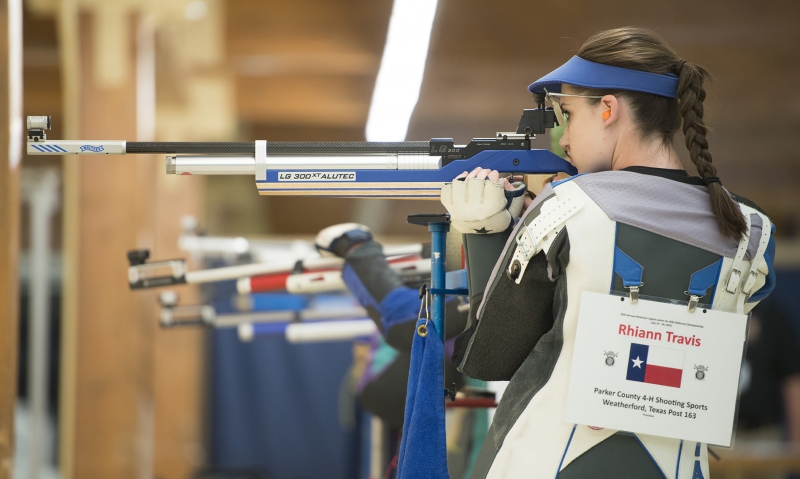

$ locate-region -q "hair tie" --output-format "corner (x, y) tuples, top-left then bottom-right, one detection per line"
(702, 176), (721, 187)
(675, 59), (688, 74)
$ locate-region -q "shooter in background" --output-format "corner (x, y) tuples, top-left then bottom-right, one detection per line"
(315, 223), (484, 479)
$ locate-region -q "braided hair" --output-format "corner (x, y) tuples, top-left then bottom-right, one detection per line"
(674, 60), (746, 239)
(573, 27), (747, 240)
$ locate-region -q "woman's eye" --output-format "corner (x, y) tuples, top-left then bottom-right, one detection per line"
(562, 111), (570, 123)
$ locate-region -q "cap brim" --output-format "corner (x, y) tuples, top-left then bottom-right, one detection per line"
(528, 56), (679, 98)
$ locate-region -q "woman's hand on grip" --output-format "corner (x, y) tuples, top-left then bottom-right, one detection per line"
(441, 167), (527, 234)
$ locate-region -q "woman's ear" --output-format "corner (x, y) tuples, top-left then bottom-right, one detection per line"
(601, 94), (619, 128)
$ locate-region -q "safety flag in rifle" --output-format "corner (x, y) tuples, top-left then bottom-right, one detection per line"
(396, 319), (448, 478)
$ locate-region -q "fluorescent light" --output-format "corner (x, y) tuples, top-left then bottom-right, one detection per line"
(136, 15), (156, 141)
(365, 0), (439, 141)
(184, 0), (209, 22)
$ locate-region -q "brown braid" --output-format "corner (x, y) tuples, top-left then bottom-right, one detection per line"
(676, 61), (747, 240)
(573, 27), (747, 240)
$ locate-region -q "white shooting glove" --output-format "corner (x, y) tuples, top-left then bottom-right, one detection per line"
(440, 178), (527, 234)
(315, 223), (373, 257)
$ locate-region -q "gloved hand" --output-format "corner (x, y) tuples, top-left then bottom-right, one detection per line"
(315, 223), (373, 257)
(440, 167), (527, 234)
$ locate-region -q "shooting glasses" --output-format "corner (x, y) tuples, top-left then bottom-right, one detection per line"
(543, 88), (603, 126)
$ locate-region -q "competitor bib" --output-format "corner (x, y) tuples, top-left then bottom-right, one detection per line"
(564, 291), (748, 446)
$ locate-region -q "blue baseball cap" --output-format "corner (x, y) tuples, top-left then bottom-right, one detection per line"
(528, 56), (679, 99)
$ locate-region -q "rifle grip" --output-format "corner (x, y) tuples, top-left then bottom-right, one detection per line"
(523, 174), (558, 196)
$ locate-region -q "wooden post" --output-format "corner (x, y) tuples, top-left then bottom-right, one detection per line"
(151, 172), (207, 479)
(59, 11), (157, 479)
(57, 0), (81, 476)
(56, 8), (208, 479)
(0, 0), (22, 477)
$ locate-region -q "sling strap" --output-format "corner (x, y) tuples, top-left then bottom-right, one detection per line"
(507, 194), (584, 284)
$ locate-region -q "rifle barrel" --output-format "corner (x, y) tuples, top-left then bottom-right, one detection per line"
(126, 142), (254, 154)
(130, 141), (431, 155)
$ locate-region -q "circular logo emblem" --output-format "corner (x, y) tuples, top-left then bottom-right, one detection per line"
(694, 365), (708, 380)
(604, 351), (617, 366)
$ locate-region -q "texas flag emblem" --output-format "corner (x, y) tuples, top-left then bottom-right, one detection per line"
(626, 343), (684, 388)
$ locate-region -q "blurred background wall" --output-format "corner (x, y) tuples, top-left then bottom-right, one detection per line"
(1, 0), (798, 478)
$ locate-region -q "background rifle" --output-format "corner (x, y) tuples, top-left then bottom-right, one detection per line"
(127, 243), (424, 290)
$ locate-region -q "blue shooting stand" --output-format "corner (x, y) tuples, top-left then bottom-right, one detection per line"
(396, 213), (468, 479)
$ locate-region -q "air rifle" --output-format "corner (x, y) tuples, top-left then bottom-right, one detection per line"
(236, 254), (430, 295)
(126, 244), (426, 291)
(25, 95), (576, 199)
(157, 292), (376, 343)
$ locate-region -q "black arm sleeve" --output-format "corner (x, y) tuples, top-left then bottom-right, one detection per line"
(453, 251), (557, 380)
(462, 232), (513, 329)
(344, 240), (469, 353)
(452, 191), (570, 380)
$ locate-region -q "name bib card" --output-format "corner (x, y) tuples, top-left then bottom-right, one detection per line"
(564, 292), (748, 446)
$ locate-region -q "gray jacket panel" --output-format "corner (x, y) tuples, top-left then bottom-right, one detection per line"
(573, 171), (741, 257)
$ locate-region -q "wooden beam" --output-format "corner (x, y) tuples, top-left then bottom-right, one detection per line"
(0, 0), (22, 477)
(151, 172), (207, 479)
(226, 0), (392, 57)
(57, 0), (80, 474)
(226, 0), (393, 130)
(54, 9), (209, 478)
(236, 75), (373, 127)
(59, 11), (157, 479)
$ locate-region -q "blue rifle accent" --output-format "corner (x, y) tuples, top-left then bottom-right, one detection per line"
(692, 460), (705, 479)
(80, 144), (105, 152)
(257, 149), (577, 198)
